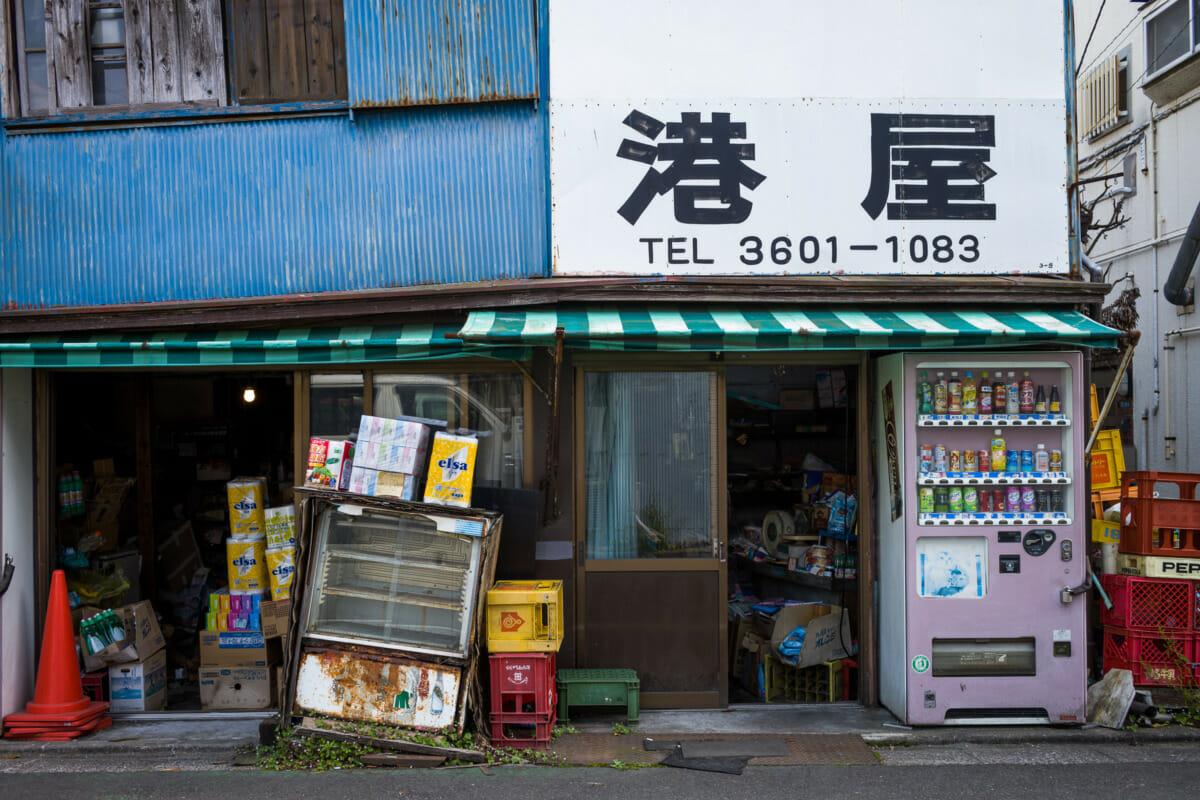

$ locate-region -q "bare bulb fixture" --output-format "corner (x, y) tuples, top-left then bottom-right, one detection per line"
(242, 387), (257, 404)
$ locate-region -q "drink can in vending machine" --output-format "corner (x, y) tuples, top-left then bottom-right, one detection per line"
(1050, 449), (1063, 472)
(1020, 449), (1034, 472)
(1007, 486), (1022, 510)
(963, 487), (978, 513)
(963, 449), (977, 472)
(948, 450), (962, 472)
(948, 487), (963, 514)
(981, 489), (993, 512)
(1007, 450), (1021, 473)
(933, 444), (947, 472)
(993, 489), (1007, 512)
(1021, 486), (1036, 512)
(1035, 489), (1049, 512)
(934, 487), (949, 512)
(919, 487), (935, 513)
(1050, 489), (1064, 513)
(919, 444), (933, 473)
(978, 449), (991, 473)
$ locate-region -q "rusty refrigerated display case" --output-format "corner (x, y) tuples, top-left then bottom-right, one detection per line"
(282, 488), (501, 736)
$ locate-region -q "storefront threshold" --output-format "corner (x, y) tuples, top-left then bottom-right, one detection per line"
(109, 710), (276, 722)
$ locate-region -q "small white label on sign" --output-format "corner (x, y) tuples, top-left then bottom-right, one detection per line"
(1053, 629), (1071, 642)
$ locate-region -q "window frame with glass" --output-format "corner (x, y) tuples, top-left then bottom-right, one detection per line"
(300, 363), (534, 496)
(6, 0), (349, 120)
(1145, 0), (1200, 81)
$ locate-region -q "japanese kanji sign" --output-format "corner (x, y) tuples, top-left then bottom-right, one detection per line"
(549, 0), (1070, 276)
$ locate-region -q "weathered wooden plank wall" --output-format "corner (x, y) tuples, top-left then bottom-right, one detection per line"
(179, 0), (225, 103)
(150, 0), (182, 101)
(303, 0), (336, 98)
(268, 0), (305, 100)
(126, 0), (156, 104)
(48, 0), (90, 108)
(230, 0), (271, 102)
(0, 0), (17, 117)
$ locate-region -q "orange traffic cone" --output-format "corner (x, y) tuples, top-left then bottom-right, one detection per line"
(2, 570), (108, 738)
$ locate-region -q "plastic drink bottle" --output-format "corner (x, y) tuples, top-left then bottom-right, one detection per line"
(948, 372), (962, 415)
(933, 372), (948, 414)
(979, 372), (993, 414)
(962, 372), (977, 414)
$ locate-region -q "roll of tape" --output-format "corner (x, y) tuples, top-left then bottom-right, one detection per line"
(762, 510), (795, 558)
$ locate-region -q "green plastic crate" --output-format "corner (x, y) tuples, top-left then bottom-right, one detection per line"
(555, 668), (639, 724)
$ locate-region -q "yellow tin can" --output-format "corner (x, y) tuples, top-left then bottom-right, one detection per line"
(485, 580), (564, 653)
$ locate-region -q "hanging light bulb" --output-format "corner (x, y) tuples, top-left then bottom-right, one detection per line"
(242, 386), (257, 404)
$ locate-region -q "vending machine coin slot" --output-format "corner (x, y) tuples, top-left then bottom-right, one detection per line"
(1060, 540), (1073, 561)
(1022, 529), (1055, 556)
(999, 555), (1020, 574)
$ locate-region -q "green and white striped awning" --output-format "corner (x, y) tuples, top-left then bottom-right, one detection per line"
(457, 306), (1121, 351)
(0, 324), (527, 368)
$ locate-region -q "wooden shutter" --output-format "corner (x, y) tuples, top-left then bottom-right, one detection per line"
(125, 0), (226, 106)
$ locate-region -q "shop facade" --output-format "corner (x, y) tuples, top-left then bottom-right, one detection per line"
(0, 0), (1124, 726)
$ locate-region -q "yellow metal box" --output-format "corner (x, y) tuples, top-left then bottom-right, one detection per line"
(486, 580), (564, 653)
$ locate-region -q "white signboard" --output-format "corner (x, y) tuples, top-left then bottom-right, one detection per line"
(550, 1), (1070, 276)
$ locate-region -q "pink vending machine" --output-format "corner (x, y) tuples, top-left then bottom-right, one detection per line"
(875, 352), (1088, 725)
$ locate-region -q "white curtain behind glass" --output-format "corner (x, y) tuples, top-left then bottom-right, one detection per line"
(585, 372), (713, 559)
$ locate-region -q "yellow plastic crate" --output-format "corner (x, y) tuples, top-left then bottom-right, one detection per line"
(1092, 518), (1120, 544)
(485, 580), (564, 653)
(1116, 552), (1200, 580)
(763, 655), (842, 703)
(1090, 429), (1125, 492)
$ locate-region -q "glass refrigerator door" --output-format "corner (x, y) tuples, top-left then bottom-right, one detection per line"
(303, 504), (484, 658)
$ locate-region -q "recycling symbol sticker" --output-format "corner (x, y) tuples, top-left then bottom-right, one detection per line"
(911, 655), (931, 674)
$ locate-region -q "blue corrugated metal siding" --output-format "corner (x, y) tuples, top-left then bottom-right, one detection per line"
(345, 0), (538, 107)
(0, 104), (548, 308)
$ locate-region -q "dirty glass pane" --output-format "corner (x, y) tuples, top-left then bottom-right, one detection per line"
(309, 373), (364, 439)
(584, 371), (714, 559)
(372, 373), (525, 490)
(305, 506), (481, 656)
(25, 52), (49, 114)
(23, 0), (45, 48)
(1147, 0), (1191, 74)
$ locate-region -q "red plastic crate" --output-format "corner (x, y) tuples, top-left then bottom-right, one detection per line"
(80, 670), (107, 703)
(489, 652), (557, 716)
(488, 710), (556, 748)
(1099, 574), (1196, 632)
(1102, 626), (1197, 687)
(1119, 471), (1200, 558)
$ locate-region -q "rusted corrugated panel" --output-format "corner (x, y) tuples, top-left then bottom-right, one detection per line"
(0, 104), (548, 309)
(294, 649), (461, 731)
(345, 0), (539, 107)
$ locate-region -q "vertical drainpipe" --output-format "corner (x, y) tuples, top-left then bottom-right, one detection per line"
(1065, 0), (1081, 279)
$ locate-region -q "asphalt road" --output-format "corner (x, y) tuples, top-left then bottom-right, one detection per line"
(4, 743), (1200, 800)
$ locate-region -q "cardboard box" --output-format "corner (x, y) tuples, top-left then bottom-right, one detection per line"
(305, 439), (354, 490)
(348, 466), (418, 500)
(260, 598), (291, 640)
(816, 368), (848, 409)
(88, 476), (136, 552)
(108, 649), (167, 712)
(198, 630), (279, 668)
(80, 600), (166, 669)
(778, 388), (816, 410)
(157, 520), (204, 593)
(92, 549), (141, 605)
(199, 666), (274, 710)
(768, 604), (854, 669)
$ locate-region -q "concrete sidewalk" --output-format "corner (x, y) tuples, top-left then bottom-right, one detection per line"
(2, 705), (1199, 768)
